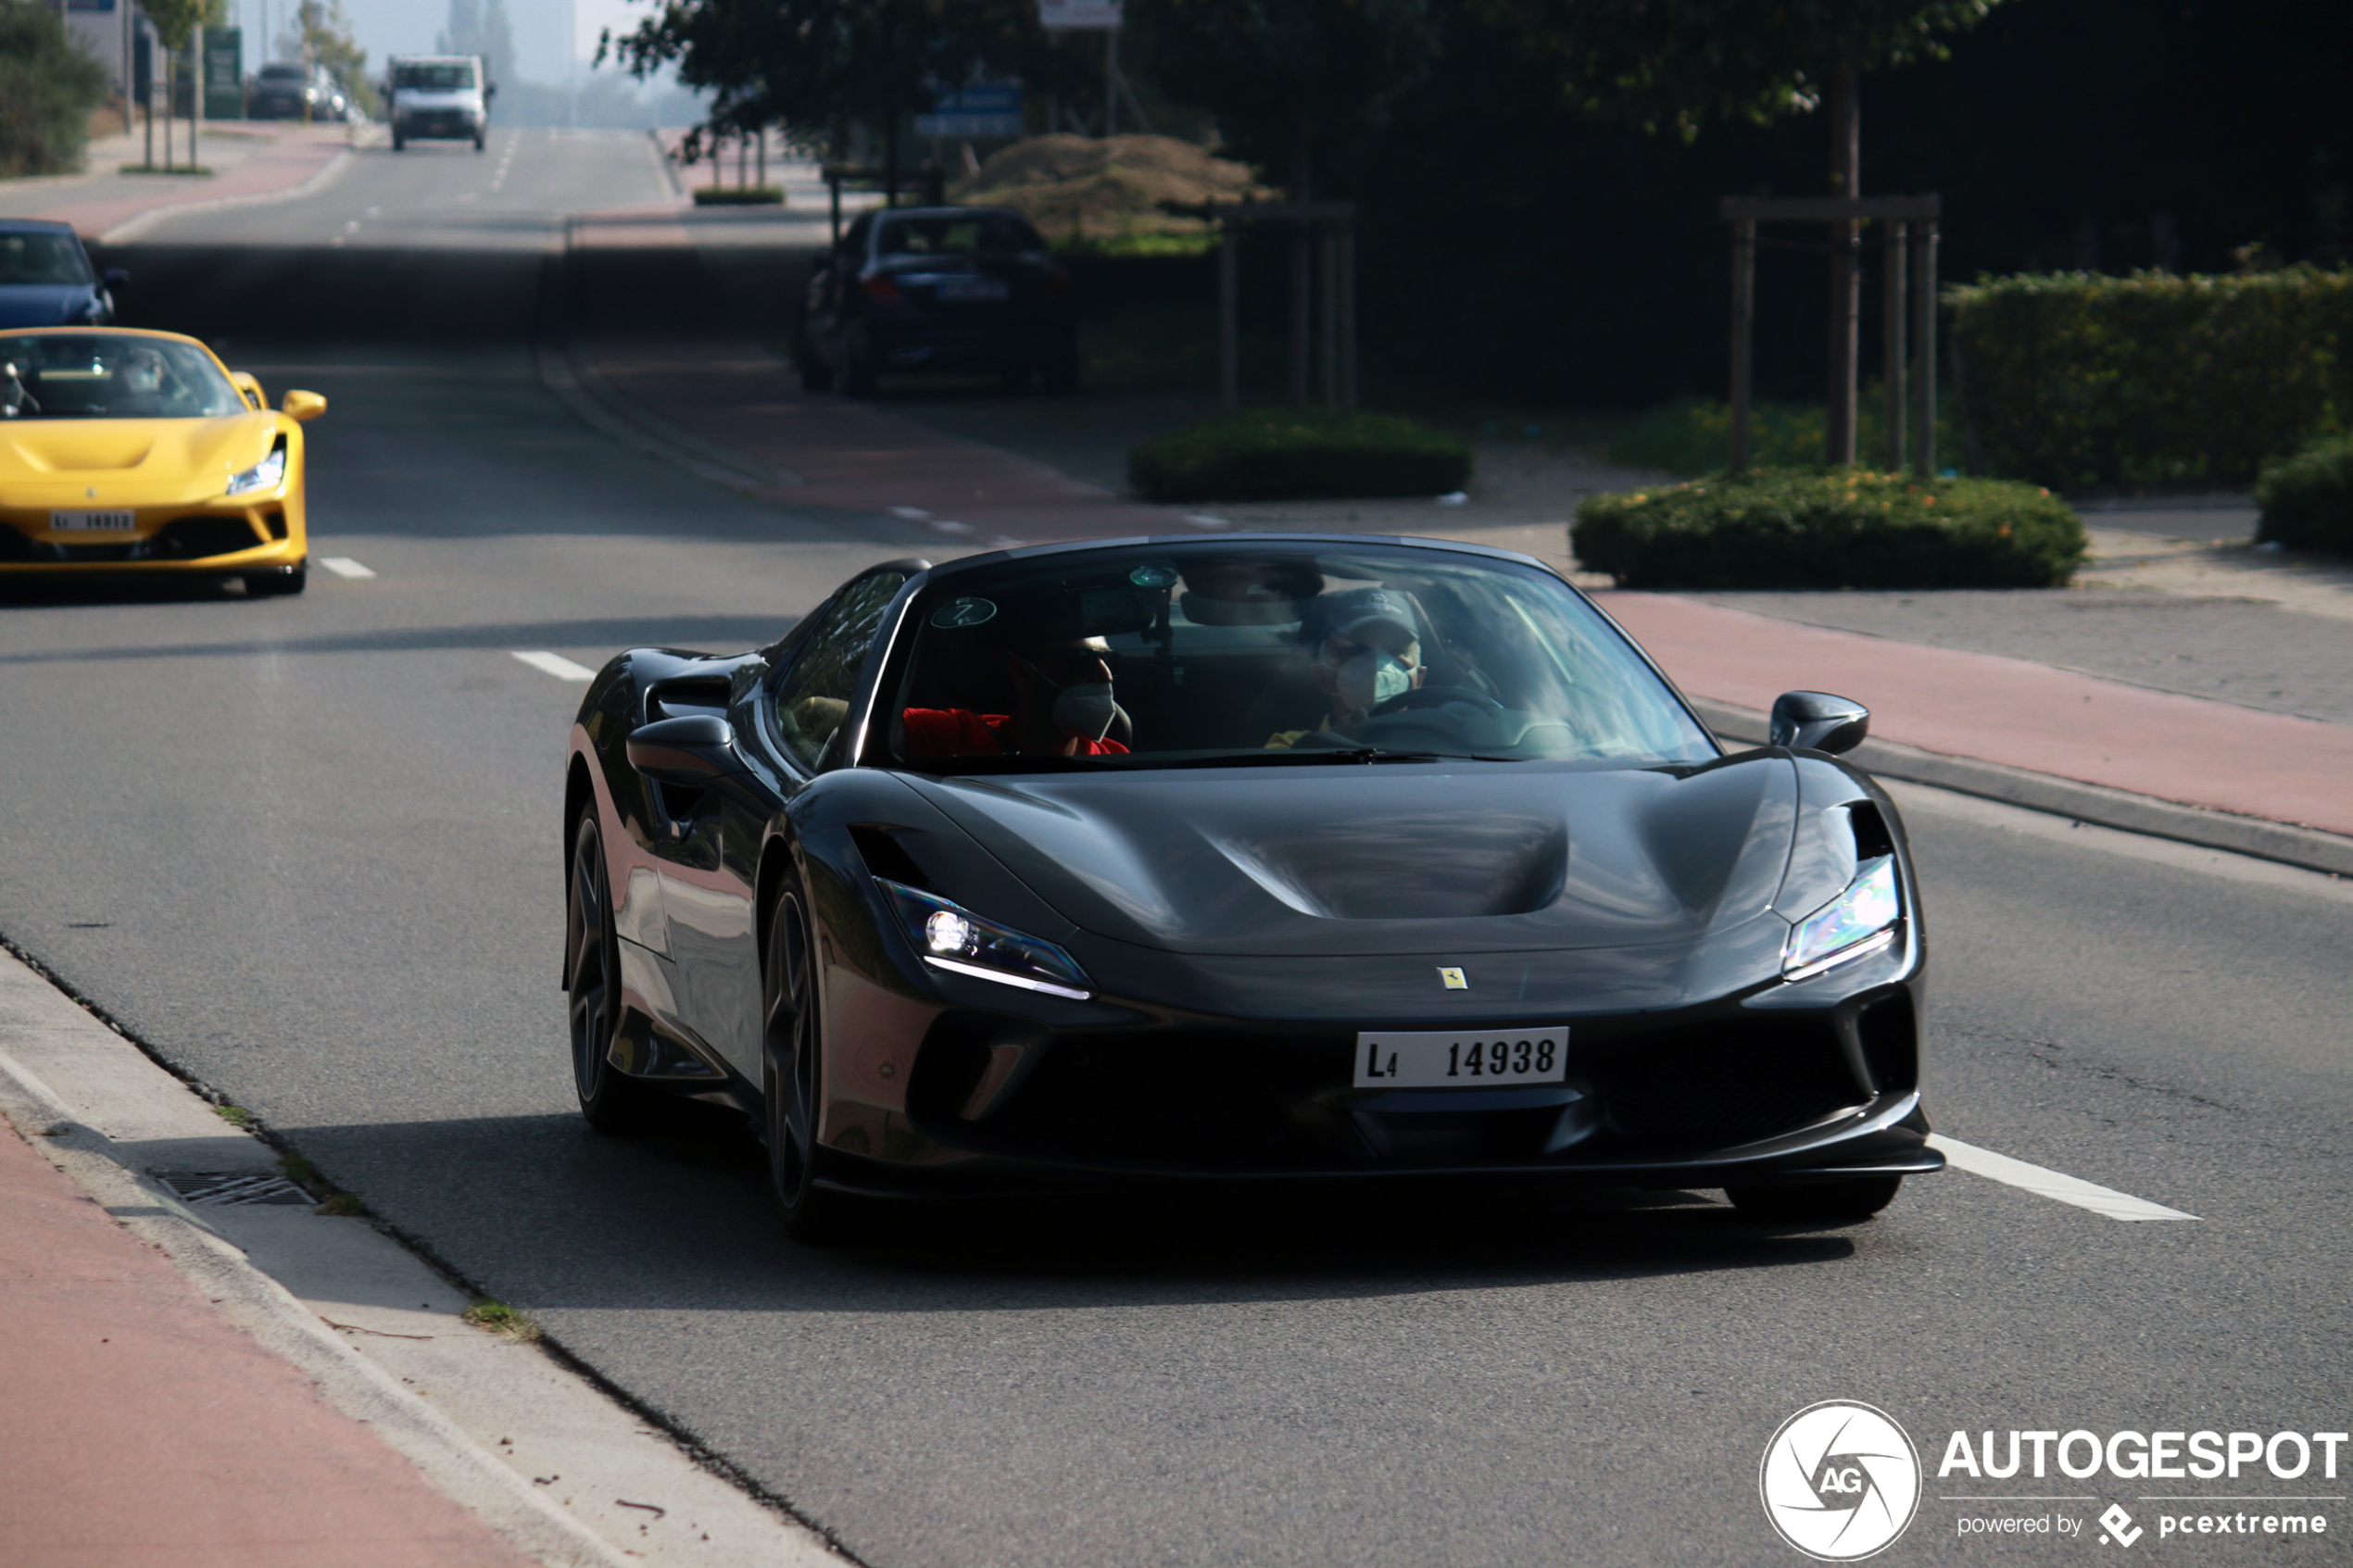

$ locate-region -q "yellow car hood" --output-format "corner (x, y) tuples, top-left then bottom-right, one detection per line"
(0, 415), (279, 498)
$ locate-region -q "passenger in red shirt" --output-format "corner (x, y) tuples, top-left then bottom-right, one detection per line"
(900, 635), (1131, 759)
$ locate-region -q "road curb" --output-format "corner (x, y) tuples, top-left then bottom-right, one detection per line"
(95, 143), (361, 245)
(0, 940), (844, 1568)
(0, 1042), (635, 1568)
(535, 217), (808, 498)
(1692, 697), (2353, 879)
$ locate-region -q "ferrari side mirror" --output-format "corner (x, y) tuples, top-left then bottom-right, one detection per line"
(281, 389), (327, 421)
(627, 715), (742, 785)
(1769, 691), (1870, 755)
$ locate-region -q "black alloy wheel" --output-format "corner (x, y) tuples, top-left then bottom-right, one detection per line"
(1724, 1176), (1903, 1223)
(762, 881), (859, 1243)
(568, 812), (649, 1130)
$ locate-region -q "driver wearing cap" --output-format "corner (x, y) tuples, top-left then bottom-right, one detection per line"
(1265, 587), (1427, 748)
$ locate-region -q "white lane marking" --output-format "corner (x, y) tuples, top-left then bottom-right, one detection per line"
(1928, 1135), (2197, 1222)
(1185, 514), (1231, 530)
(319, 556), (374, 579)
(511, 651), (598, 682)
(343, 220), (360, 232)
(928, 520), (974, 535)
(889, 505), (930, 520)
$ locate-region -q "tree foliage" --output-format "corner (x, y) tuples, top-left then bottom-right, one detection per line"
(284, 0), (376, 117)
(602, 0), (1039, 150)
(0, 0), (108, 176)
(1475, 0), (2006, 138)
(1135, 0), (1439, 193)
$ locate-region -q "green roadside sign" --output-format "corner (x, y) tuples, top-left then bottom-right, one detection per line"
(204, 27), (244, 120)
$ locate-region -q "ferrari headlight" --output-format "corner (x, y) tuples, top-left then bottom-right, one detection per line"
(226, 444), (286, 495)
(1782, 857), (1901, 980)
(878, 880), (1092, 1000)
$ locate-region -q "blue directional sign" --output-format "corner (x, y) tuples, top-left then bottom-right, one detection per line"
(917, 83), (1025, 139)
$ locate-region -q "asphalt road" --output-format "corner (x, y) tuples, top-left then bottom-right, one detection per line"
(5, 132), (2349, 1568)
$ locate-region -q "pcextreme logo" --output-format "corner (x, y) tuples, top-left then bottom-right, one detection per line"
(1761, 1400), (1924, 1561)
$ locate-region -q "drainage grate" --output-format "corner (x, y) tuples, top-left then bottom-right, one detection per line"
(152, 1171), (316, 1206)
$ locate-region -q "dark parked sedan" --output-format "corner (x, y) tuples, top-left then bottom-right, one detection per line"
(563, 535), (1941, 1241)
(248, 62), (348, 121)
(796, 206), (1077, 395)
(0, 222), (123, 329)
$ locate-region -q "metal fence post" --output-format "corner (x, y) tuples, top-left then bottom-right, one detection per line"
(1730, 217), (1755, 472)
(1883, 220), (1908, 472)
(1218, 219), (1239, 412)
(1912, 221), (1939, 479)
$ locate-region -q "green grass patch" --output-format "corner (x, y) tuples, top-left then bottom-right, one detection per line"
(1052, 230), (1218, 260)
(462, 1298), (540, 1343)
(214, 1102), (252, 1127)
(1572, 467), (2085, 589)
(2256, 436), (2353, 555)
(690, 185), (784, 206)
(119, 164), (214, 176)
(1130, 408), (1472, 503)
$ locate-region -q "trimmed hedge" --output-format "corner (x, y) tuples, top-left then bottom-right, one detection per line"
(2256, 437), (2353, 555)
(1949, 269), (2353, 491)
(1129, 408), (1471, 503)
(1571, 468), (2086, 589)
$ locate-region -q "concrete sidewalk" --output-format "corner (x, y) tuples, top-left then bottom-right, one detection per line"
(0, 121), (361, 243)
(0, 1109), (534, 1568)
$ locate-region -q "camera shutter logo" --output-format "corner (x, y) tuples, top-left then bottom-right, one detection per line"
(1760, 1400), (1922, 1561)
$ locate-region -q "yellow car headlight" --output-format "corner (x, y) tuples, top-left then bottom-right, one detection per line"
(226, 444), (287, 496)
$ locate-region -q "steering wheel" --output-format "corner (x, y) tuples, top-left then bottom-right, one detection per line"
(1368, 684), (1505, 717)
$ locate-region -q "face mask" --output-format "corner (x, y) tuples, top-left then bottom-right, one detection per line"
(1051, 681), (1121, 741)
(1334, 650), (1413, 713)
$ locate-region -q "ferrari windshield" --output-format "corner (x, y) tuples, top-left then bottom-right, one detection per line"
(0, 231), (92, 285)
(0, 333), (245, 420)
(878, 543), (1717, 771)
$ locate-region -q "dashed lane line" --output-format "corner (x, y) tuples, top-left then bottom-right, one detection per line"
(511, 651), (598, 682)
(1928, 1135), (2197, 1222)
(319, 557), (374, 580)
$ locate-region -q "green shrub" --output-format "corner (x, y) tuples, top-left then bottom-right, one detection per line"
(691, 185), (784, 206)
(1571, 468), (2086, 589)
(0, 0), (109, 177)
(1129, 408), (1472, 502)
(2255, 436), (2353, 555)
(1948, 269), (2353, 491)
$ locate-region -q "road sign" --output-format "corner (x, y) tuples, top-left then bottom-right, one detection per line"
(203, 27), (243, 121)
(1039, 0), (1122, 30)
(917, 82), (1025, 139)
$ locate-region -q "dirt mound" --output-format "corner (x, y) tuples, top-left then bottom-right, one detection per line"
(949, 134), (1270, 245)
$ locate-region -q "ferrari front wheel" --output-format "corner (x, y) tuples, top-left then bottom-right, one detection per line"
(762, 879), (862, 1244)
(568, 812), (651, 1131)
(1725, 1176), (1902, 1223)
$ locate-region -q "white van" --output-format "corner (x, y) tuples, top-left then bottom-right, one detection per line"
(386, 56), (493, 151)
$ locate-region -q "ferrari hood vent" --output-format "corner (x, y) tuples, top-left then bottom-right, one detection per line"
(905, 757), (1800, 959)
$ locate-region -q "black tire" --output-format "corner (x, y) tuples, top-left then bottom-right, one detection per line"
(839, 326), (878, 396)
(1043, 350), (1078, 395)
(1725, 1176), (1903, 1223)
(761, 878), (862, 1244)
(1000, 362), (1034, 394)
(245, 565), (306, 596)
(392, 133), (405, 151)
(474, 135), (486, 152)
(568, 812), (652, 1131)
(797, 331), (835, 392)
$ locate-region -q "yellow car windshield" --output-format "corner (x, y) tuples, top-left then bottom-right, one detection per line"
(1, 333), (245, 420)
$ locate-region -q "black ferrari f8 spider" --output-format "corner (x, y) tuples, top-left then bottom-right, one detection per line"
(562, 535), (1941, 1238)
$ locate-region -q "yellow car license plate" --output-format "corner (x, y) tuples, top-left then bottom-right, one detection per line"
(50, 510), (135, 533)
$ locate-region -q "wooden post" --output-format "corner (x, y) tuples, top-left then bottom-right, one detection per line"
(1912, 220), (1939, 479)
(1730, 216), (1755, 472)
(1825, 64), (1860, 467)
(1289, 220), (1311, 406)
(1218, 220), (1239, 411)
(1882, 220), (1907, 472)
(1316, 226), (1340, 405)
(828, 169), (841, 252)
(1340, 224), (1358, 410)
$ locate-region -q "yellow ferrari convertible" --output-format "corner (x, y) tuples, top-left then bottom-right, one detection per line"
(0, 327), (323, 595)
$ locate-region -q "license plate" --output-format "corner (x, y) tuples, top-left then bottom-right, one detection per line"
(1353, 1026), (1569, 1089)
(49, 510), (135, 533)
(937, 278), (1010, 303)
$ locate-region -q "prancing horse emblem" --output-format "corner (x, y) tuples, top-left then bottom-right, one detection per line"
(1438, 967), (1466, 989)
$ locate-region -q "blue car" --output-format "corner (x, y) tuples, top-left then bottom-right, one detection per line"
(0, 221), (125, 329)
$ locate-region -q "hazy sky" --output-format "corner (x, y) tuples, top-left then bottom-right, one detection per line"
(229, 0), (657, 86)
